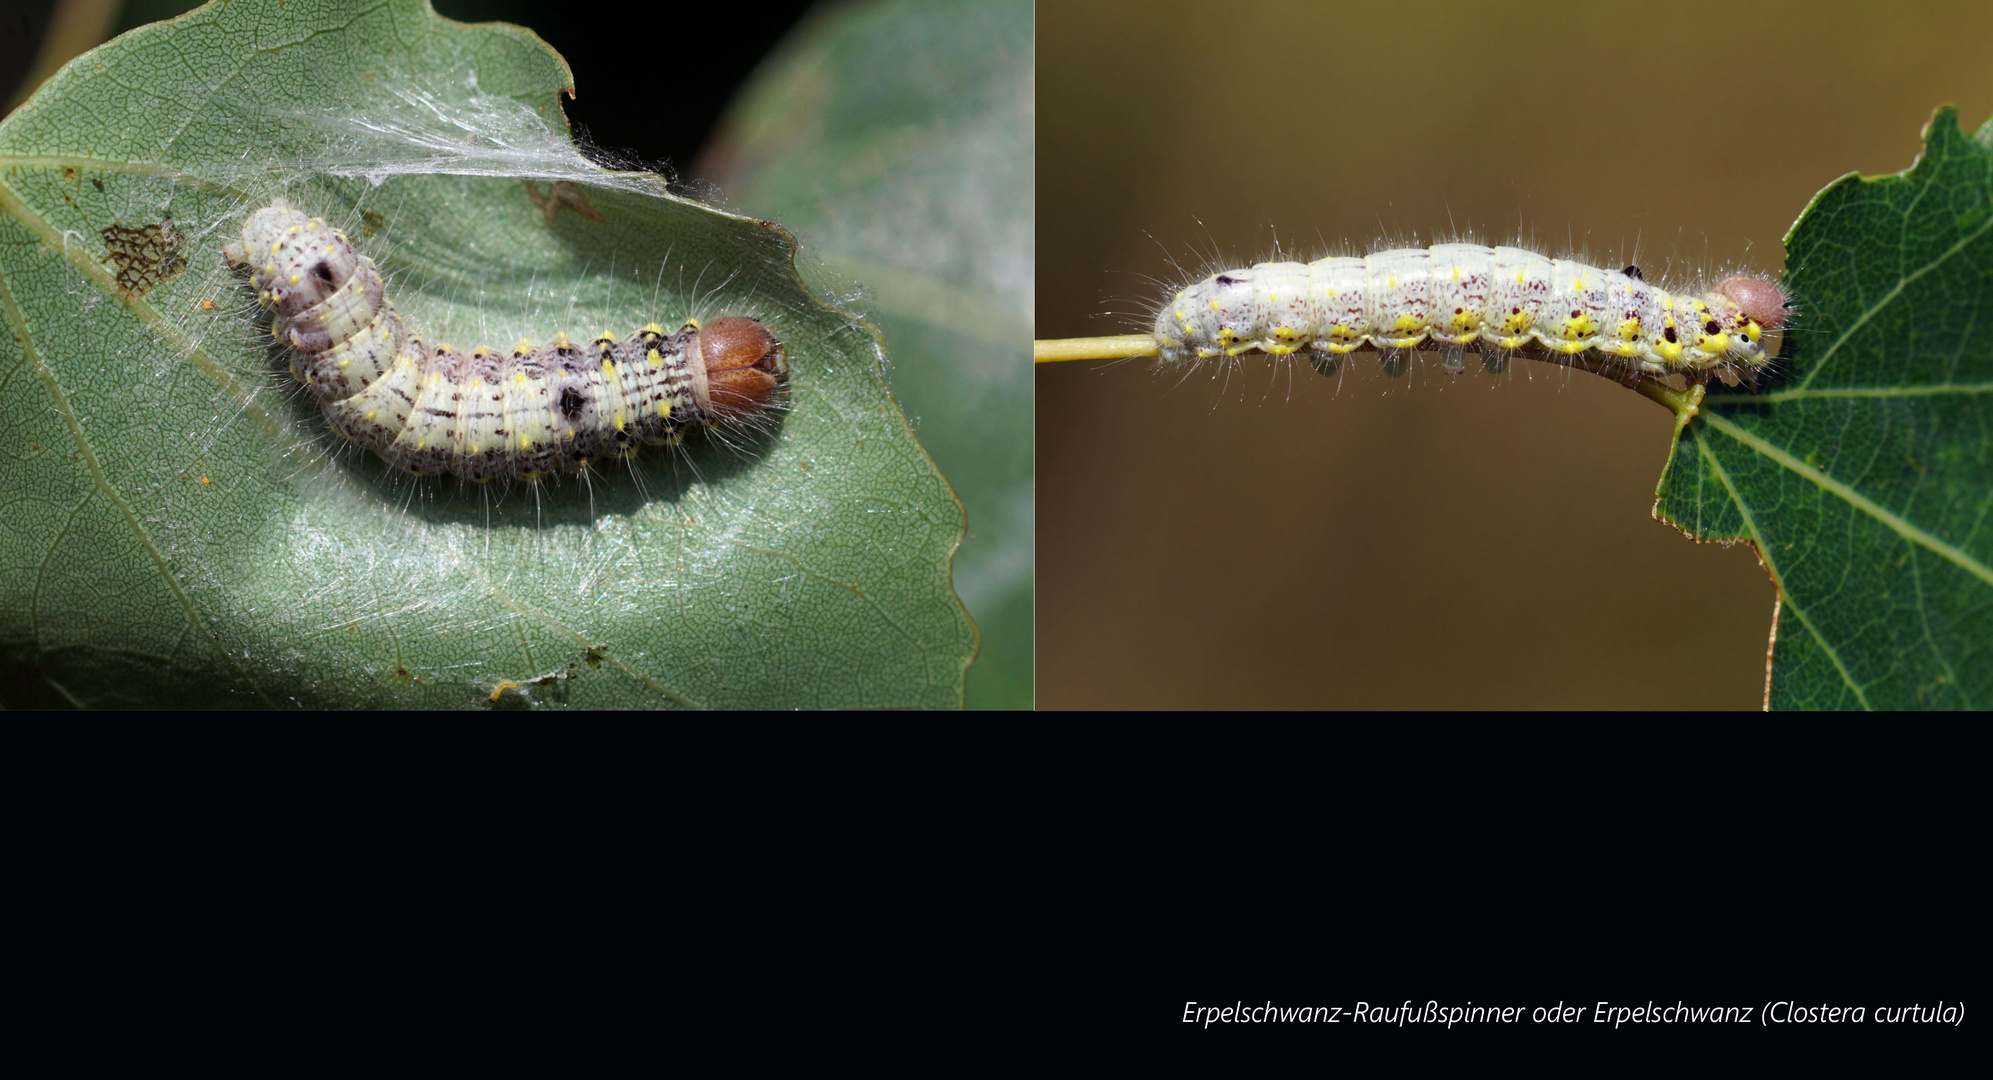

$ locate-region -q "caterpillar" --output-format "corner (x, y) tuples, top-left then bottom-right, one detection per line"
(221, 198), (789, 481)
(1153, 245), (1790, 378)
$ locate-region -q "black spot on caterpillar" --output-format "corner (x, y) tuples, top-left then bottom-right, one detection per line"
(221, 198), (789, 482)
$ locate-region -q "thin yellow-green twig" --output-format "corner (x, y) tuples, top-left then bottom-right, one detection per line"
(1035, 334), (1158, 363)
(1035, 332), (1714, 428)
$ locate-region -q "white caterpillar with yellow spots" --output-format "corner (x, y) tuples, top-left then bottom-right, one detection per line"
(1154, 245), (1790, 378)
(222, 198), (789, 481)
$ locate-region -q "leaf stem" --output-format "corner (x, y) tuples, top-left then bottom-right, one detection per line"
(1035, 331), (1716, 425)
(1035, 334), (1157, 363)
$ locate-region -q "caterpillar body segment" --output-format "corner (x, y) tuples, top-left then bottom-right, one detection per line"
(222, 199), (789, 481)
(1154, 244), (1789, 378)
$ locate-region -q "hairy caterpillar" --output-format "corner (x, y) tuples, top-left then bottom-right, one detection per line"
(221, 198), (790, 481)
(1154, 245), (1790, 379)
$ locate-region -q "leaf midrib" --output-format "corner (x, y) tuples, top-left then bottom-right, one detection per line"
(1702, 410), (1993, 587)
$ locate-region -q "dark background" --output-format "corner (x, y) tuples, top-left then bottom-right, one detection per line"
(5, 0), (821, 182)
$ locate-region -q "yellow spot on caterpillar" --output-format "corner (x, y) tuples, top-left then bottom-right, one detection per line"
(1515, 270), (1526, 283)
(337, 357), (351, 369)
(614, 414), (626, 432)
(647, 347), (663, 367)
(657, 399), (670, 418)
(1209, 299), (1222, 312)
(683, 317), (701, 331)
(365, 409), (378, 421)
(288, 273), (300, 286)
(286, 225), (299, 235)
(602, 358), (617, 378)
(553, 332), (572, 349)
(1386, 276), (1398, 289)
(1573, 275), (1589, 290)
(417, 438), (427, 450)
(269, 241), (280, 255)
(644, 322), (664, 336)
(513, 371), (528, 386)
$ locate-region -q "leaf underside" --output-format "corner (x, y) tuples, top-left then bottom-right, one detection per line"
(1654, 106), (1993, 710)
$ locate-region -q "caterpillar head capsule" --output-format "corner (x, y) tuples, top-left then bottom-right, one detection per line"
(1711, 276), (1793, 332)
(696, 316), (790, 421)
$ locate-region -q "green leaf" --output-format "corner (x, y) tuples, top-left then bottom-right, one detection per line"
(1655, 106), (1993, 710)
(699, 0), (1032, 709)
(0, 0), (974, 708)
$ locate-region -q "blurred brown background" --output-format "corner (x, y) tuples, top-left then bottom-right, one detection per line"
(1038, 0), (1993, 709)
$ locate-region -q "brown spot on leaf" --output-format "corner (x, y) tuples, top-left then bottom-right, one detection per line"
(101, 219), (188, 298)
(525, 179), (604, 223)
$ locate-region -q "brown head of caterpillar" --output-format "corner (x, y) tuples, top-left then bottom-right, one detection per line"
(695, 315), (790, 422)
(1711, 275), (1792, 333)
(222, 197), (792, 488)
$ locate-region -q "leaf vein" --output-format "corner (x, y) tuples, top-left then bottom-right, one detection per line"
(1696, 433), (1871, 709)
(1703, 412), (1993, 587)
